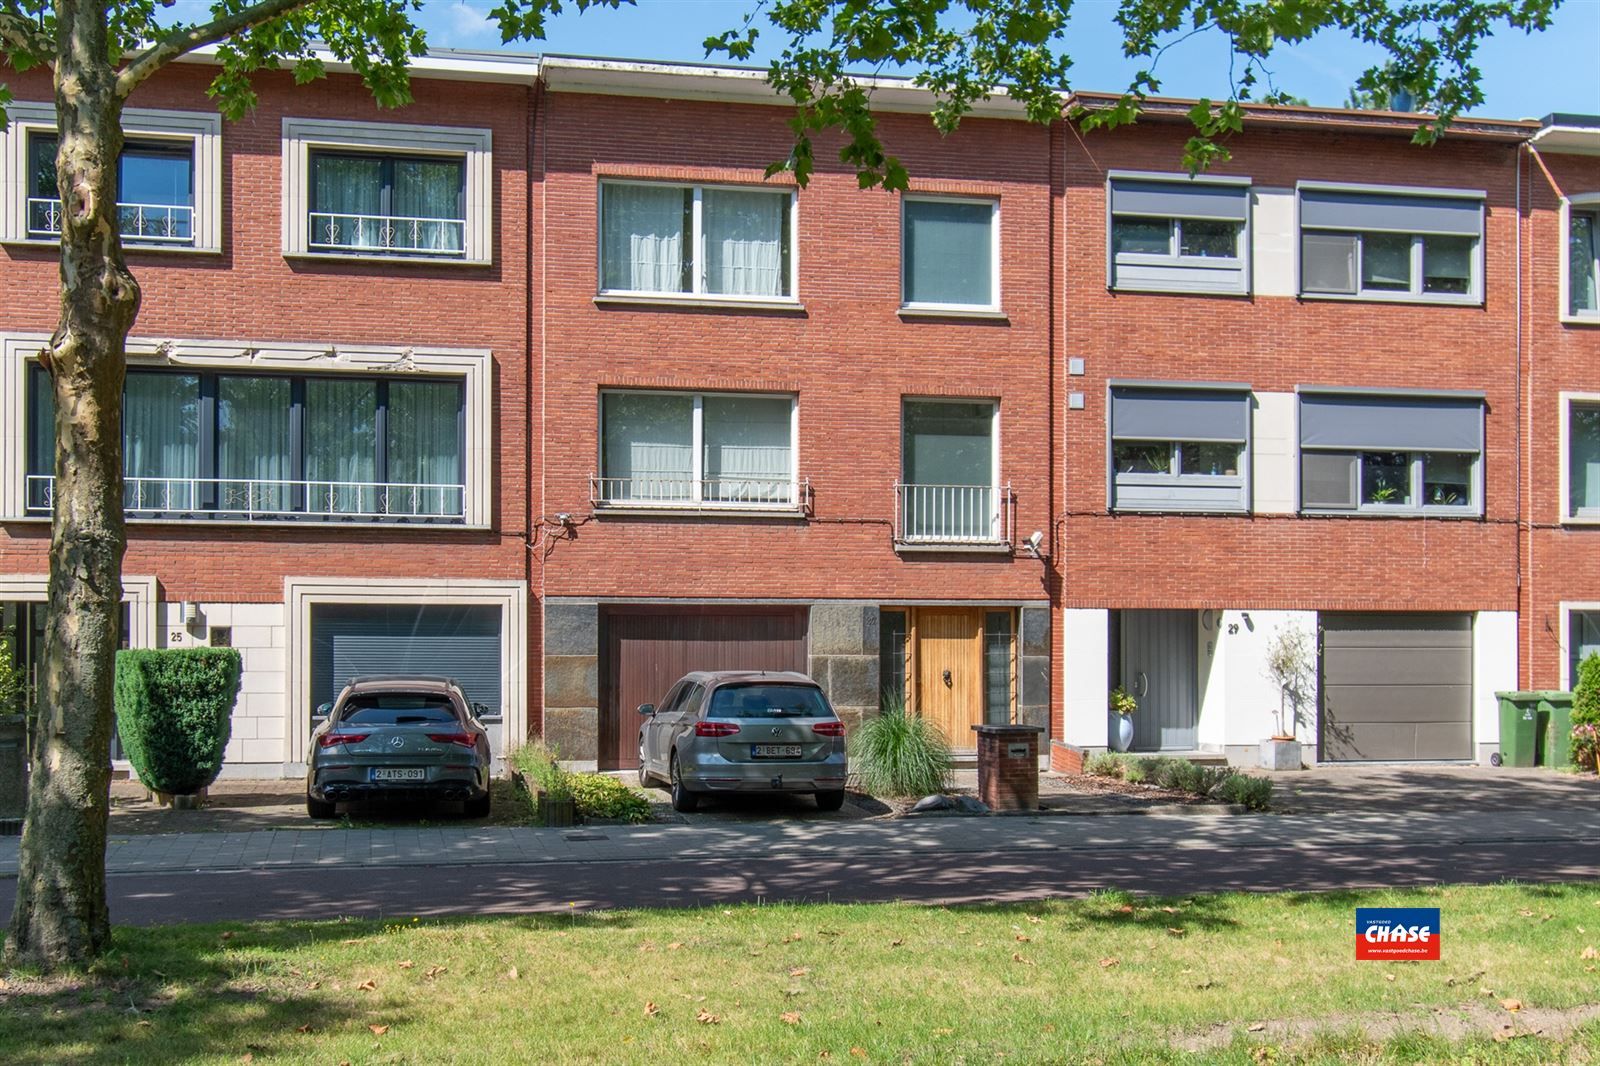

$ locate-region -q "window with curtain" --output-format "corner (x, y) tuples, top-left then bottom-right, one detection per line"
(124, 372), (200, 511)
(26, 366), (466, 522)
(902, 198), (996, 308)
(1571, 208), (1599, 317)
(1108, 386), (1250, 513)
(28, 132), (195, 245)
(1298, 187), (1483, 302)
(1298, 391), (1483, 516)
(599, 182), (792, 299)
(1570, 404), (1600, 518)
(309, 151), (465, 257)
(598, 391), (797, 507)
(900, 400), (997, 540)
(1107, 177), (1250, 295)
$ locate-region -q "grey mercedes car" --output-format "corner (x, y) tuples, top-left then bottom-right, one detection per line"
(305, 675), (493, 819)
(636, 670), (849, 813)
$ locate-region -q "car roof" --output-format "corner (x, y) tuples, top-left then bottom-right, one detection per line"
(341, 675), (463, 696)
(679, 670), (819, 687)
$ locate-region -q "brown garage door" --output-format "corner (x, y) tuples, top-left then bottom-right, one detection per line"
(1320, 613), (1473, 762)
(600, 607), (810, 770)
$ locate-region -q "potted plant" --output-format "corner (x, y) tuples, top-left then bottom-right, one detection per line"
(1108, 686), (1137, 753)
(1261, 625), (1312, 771)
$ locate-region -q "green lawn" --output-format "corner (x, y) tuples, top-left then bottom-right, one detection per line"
(3, 883), (1598, 1064)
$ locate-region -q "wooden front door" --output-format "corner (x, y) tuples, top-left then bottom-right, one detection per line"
(913, 607), (984, 746)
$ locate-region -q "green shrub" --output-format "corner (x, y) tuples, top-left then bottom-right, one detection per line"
(1575, 653), (1600, 729)
(567, 773), (652, 823)
(509, 740), (572, 800)
(1216, 773), (1274, 811)
(850, 700), (952, 798)
(114, 648), (241, 795)
(0, 629), (25, 716)
(1084, 751), (1125, 778)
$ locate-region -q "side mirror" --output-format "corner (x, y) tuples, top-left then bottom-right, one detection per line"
(312, 702), (333, 722)
(472, 702), (491, 718)
(637, 703), (656, 717)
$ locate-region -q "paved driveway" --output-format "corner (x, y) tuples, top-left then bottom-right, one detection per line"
(1270, 764), (1600, 813)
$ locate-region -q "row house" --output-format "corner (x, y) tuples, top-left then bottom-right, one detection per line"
(0, 48), (1591, 777)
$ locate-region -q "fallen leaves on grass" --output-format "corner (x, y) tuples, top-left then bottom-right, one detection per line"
(889, 939), (904, 947)
(1582, 946), (1598, 960)
(1015, 934), (1031, 943)
(425, 966), (448, 980)
(368, 1025), (389, 1036)
(1501, 999), (1523, 1012)
(643, 1002), (660, 1019)
(356, 980), (377, 992)
(783, 931), (804, 943)
(850, 1048), (867, 1059)
(397, 960), (415, 970)
(789, 967), (810, 977)
(295, 1024), (313, 1034)
(1011, 952), (1035, 966)
(668, 942), (684, 951)
(1247, 1022), (1266, 1033)
(781, 1011), (802, 1025)
(1167, 928), (1186, 937)
(696, 1009), (720, 1025)
(507, 967), (520, 980)
(1098, 957), (1119, 969)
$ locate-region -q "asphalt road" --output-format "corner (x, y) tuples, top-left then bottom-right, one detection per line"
(3, 837), (1594, 926)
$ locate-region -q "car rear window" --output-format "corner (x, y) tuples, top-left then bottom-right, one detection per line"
(706, 684), (835, 720)
(338, 694), (460, 725)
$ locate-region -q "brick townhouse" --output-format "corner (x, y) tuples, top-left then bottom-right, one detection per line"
(0, 51), (538, 777)
(0, 48), (1589, 778)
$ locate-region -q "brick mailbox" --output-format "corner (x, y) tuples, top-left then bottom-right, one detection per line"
(972, 724), (1044, 812)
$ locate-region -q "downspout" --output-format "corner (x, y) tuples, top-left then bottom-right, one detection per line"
(526, 76), (543, 743)
(1516, 142), (1527, 688)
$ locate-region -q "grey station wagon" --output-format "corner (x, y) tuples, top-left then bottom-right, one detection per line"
(306, 675), (493, 819)
(636, 670), (849, 813)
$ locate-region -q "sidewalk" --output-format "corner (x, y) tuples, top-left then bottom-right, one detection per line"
(5, 804), (1599, 877)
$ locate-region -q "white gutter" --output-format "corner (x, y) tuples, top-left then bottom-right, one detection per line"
(168, 45), (542, 85)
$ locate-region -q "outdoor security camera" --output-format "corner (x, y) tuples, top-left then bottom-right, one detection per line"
(1024, 530), (1045, 558)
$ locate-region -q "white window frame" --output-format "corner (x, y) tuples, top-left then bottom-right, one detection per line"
(1, 102), (222, 253)
(594, 388), (802, 513)
(1, 332), (493, 527)
(1560, 194), (1600, 325)
(900, 194), (1002, 315)
(594, 180), (799, 307)
(1295, 180), (1485, 306)
(1105, 171), (1252, 296)
(282, 117), (493, 266)
(1559, 391), (1600, 523)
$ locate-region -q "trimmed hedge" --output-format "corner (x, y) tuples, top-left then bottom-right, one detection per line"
(114, 648), (242, 796)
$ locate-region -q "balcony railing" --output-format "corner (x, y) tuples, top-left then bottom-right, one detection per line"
(308, 211), (467, 258)
(28, 197), (194, 244)
(894, 482), (1013, 546)
(25, 475), (465, 521)
(590, 474), (808, 512)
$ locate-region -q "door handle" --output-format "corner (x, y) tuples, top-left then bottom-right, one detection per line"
(1137, 671), (1148, 699)
(942, 668), (952, 687)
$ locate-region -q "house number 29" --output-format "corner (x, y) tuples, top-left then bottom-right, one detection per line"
(1227, 624), (1240, 635)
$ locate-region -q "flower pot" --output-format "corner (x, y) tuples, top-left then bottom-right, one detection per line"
(538, 792), (577, 827)
(1259, 738), (1304, 772)
(1113, 714), (1134, 753)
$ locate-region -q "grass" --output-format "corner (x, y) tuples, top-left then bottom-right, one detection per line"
(4, 883), (1600, 1064)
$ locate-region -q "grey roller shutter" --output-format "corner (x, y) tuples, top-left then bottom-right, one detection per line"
(1111, 388), (1250, 442)
(312, 603), (503, 714)
(1299, 394), (1483, 452)
(1111, 180), (1248, 221)
(1320, 613), (1473, 761)
(1300, 188), (1482, 237)
(1301, 452), (1358, 509)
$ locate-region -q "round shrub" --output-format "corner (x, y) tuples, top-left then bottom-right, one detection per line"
(114, 647), (242, 796)
(1575, 652), (1600, 729)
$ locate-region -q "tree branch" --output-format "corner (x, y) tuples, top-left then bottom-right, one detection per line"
(115, 0), (315, 99)
(0, 3), (50, 57)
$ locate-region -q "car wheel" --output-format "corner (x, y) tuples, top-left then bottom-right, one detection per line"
(306, 795), (337, 820)
(638, 745), (657, 787)
(814, 790), (846, 812)
(463, 793), (491, 819)
(670, 754), (700, 813)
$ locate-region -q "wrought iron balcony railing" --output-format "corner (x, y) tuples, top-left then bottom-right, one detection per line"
(308, 211), (467, 258)
(893, 482), (1013, 546)
(28, 197), (194, 245)
(25, 475), (465, 522)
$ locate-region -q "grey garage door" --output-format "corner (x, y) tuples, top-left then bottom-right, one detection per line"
(311, 603), (502, 719)
(1319, 613), (1472, 761)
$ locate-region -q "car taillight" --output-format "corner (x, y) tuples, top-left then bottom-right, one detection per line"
(318, 733), (368, 747)
(427, 732), (477, 747)
(813, 721), (846, 738)
(695, 721), (741, 737)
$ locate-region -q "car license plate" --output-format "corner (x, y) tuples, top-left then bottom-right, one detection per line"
(752, 744), (802, 759)
(371, 768), (426, 782)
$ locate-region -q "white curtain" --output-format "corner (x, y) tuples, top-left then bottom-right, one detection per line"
(394, 159), (464, 254)
(389, 380), (463, 516)
(124, 373), (199, 509)
(306, 379), (378, 514)
(602, 184), (686, 292)
(702, 396), (791, 502)
(217, 377), (291, 513)
(1573, 213), (1598, 314)
(703, 189), (786, 297)
(1573, 407), (1600, 515)
(313, 156), (383, 249)
(602, 393), (693, 501)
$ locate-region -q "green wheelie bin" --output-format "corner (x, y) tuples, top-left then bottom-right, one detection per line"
(1539, 692), (1575, 768)
(1493, 692), (1543, 767)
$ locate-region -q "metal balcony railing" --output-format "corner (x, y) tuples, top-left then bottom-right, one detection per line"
(25, 475), (466, 521)
(590, 474), (808, 511)
(28, 197), (194, 244)
(894, 482), (1013, 546)
(308, 211), (467, 257)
